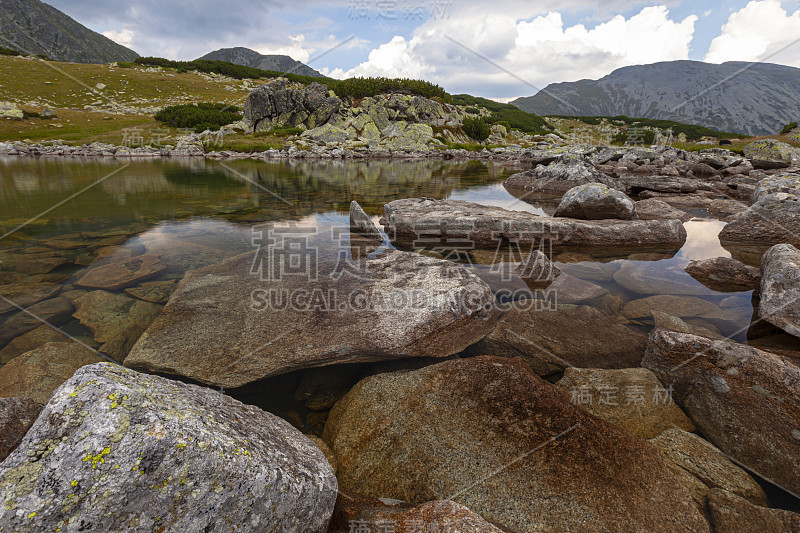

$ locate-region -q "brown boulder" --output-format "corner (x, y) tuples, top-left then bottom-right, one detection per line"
(76, 254), (166, 290)
(323, 356), (710, 533)
(642, 330), (800, 496)
(708, 489), (800, 533)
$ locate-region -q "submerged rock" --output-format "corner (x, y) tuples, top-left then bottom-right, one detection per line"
(553, 183), (636, 220)
(76, 254), (166, 291)
(381, 198), (687, 250)
(515, 249), (561, 288)
(125, 249), (498, 389)
(504, 159), (621, 195)
(323, 356), (710, 533)
(642, 329), (800, 496)
(0, 297), (74, 347)
(759, 243), (800, 338)
(0, 363), (337, 532)
(555, 367), (695, 439)
(684, 256), (761, 292)
(0, 342), (103, 404)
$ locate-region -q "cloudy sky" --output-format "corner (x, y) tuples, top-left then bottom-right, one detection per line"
(47, 0), (800, 100)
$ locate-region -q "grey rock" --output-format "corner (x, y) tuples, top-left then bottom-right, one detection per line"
(504, 159), (621, 195)
(751, 172), (800, 202)
(743, 139), (800, 167)
(759, 244), (800, 338)
(620, 174), (704, 194)
(349, 201), (383, 242)
(244, 80), (342, 131)
(0, 363), (337, 532)
(0, 101), (23, 120)
(381, 198), (687, 250)
(684, 256), (762, 292)
(553, 183), (636, 220)
(125, 249), (499, 389)
(515, 249), (561, 287)
(0, 397), (41, 462)
(642, 329), (800, 496)
(634, 198), (692, 222)
(719, 192), (800, 247)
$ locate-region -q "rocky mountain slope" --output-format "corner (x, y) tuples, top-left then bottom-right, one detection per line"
(512, 60), (800, 136)
(0, 0), (139, 63)
(198, 47), (322, 77)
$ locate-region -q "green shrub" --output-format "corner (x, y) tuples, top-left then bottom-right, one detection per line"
(329, 77), (449, 101)
(154, 103), (242, 133)
(463, 117), (491, 142)
(550, 114), (740, 140)
(452, 94), (552, 135)
(135, 57), (321, 85)
(781, 121), (798, 134)
(464, 107), (480, 114)
(22, 110), (41, 119)
(116, 61), (135, 69)
(0, 46), (21, 57)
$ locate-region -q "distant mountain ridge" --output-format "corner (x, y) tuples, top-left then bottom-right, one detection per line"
(512, 60), (800, 136)
(198, 47), (323, 78)
(0, 0), (139, 64)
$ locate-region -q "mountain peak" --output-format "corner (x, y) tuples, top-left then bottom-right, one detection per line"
(198, 47), (323, 78)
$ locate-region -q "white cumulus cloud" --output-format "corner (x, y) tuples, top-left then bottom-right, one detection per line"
(102, 29), (135, 49)
(704, 0), (800, 66)
(329, 6), (697, 98)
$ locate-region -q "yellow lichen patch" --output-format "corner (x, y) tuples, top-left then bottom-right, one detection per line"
(70, 480), (78, 487)
(82, 447), (111, 469)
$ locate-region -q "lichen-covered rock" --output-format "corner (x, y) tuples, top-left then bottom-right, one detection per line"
(555, 367), (695, 439)
(684, 256), (761, 292)
(0, 363), (337, 533)
(125, 249), (498, 389)
(349, 200), (383, 242)
(504, 159), (621, 195)
(759, 243), (800, 338)
(244, 79), (341, 131)
(328, 491), (505, 533)
(743, 139), (800, 166)
(0, 397), (42, 462)
(751, 172), (800, 203)
(301, 123), (351, 143)
(553, 183), (636, 220)
(0, 343), (103, 404)
(649, 429), (767, 506)
(381, 198), (687, 250)
(323, 356), (710, 533)
(642, 329), (800, 496)
(0, 101), (23, 120)
(719, 192), (800, 247)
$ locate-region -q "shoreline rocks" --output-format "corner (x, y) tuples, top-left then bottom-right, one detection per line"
(553, 183), (637, 220)
(759, 244), (800, 338)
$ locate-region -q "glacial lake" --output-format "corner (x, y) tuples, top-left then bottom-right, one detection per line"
(1, 157), (796, 433)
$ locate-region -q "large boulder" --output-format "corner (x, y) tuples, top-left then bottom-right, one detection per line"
(0, 363), (337, 532)
(125, 249), (499, 389)
(0, 342), (104, 404)
(719, 191), (800, 247)
(243, 79), (342, 131)
(742, 139), (800, 168)
(503, 159), (621, 195)
(381, 198), (687, 250)
(0, 101), (23, 120)
(620, 175), (704, 194)
(684, 256), (761, 292)
(323, 356), (710, 533)
(553, 183), (637, 220)
(467, 304), (647, 378)
(301, 123), (350, 144)
(759, 243), (800, 338)
(555, 367), (695, 439)
(634, 198), (692, 222)
(642, 329), (800, 496)
(0, 397), (42, 462)
(751, 172), (800, 203)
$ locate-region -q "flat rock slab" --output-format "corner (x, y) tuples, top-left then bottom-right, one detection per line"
(621, 175), (703, 194)
(719, 192), (800, 247)
(466, 305), (647, 377)
(635, 198), (692, 222)
(323, 356), (710, 533)
(380, 198), (686, 250)
(556, 367), (695, 439)
(759, 244), (800, 338)
(0, 363), (337, 533)
(77, 254), (166, 290)
(125, 249), (499, 389)
(0, 342), (104, 404)
(642, 329), (800, 497)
